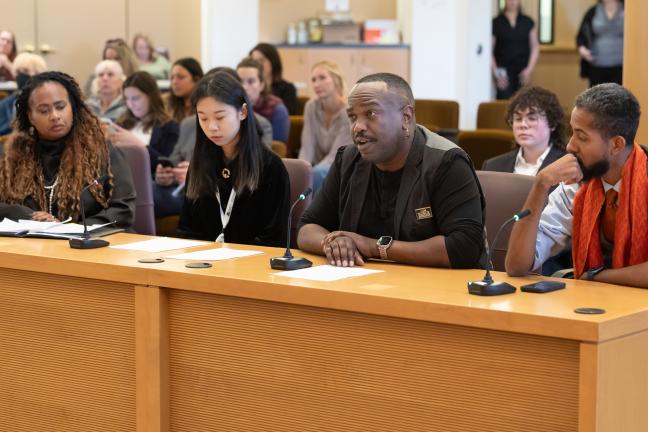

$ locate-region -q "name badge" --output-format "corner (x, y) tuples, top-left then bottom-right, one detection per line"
(415, 206), (433, 220)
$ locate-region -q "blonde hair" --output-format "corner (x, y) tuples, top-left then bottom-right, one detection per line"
(12, 52), (47, 76)
(103, 39), (139, 77)
(311, 60), (345, 97)
(132, 33), (156, 62)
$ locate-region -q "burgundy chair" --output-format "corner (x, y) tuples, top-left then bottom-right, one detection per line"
(476, 170), (535, 271)
(282, 158), (313, 248)
(114, 143), (156, 235)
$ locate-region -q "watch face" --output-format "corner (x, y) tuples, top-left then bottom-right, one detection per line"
(378, 236), (392, 246)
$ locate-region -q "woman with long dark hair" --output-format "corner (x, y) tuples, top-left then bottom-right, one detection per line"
(165, 57), (203, 123)
(177, 72), (290, 246)
(110, 71), (179, 172)
(250, 43), (298, 114)
(0, 71), (135, 226)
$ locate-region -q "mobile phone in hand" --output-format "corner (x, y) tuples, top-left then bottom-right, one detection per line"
(157, 156), (175, 168)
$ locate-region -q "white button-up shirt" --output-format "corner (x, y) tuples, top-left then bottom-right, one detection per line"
(514, 145), (553, 176)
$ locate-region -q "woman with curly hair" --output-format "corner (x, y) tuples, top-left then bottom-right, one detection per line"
(482, 86), (567, 175)
(0, 71), (135, 227)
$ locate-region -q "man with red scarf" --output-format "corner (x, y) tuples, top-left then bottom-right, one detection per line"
(506, 83), (648, 288)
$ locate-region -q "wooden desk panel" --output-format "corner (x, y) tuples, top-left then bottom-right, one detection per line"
(1, 233), (648, 431)
(167, 289), (579, 432)
(0, 268), (136, 432)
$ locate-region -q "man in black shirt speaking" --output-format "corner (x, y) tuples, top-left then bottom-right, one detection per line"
(297, 73), (485, 268)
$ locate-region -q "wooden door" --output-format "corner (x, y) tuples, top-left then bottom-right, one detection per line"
(278, 47), (310, 97)
(36, 0), (127, 84)
(357, 48), (410, 83)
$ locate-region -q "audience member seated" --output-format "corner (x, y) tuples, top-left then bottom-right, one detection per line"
(0, 30), (17, 81)
(237, 57), (289, 143)
(0, 71), (135, 228)
(297, 73), (486, 268)
(177, 72), (290, 246)
(482, 86), (566, 175)
(165, 57), (203, 123)
(506, 83), (648, 289)
(110, 71), (179, 173)
(132, 33), (171, 80)
(250, 43), (298, 114)
(84, 38), (140, 96)
(0, 53), (47, 135)
(85, 60), (127, 122)
(153, 67), (273, 218)
(299, 60), (351, 194)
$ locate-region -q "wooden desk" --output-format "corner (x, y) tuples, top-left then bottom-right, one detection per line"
(1, 233), (648, 432)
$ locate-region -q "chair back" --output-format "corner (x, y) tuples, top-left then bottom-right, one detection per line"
(287, 115), (304, 158)
(476, 101), (509, 130)
(415, 99), (459, 129)
(282, 158), (313, 248)
(271, 140), (287, 158)
(457, 129), (515, 170)
(114, 144), (156, 235)
(296, 95), (309, 116)
(476, 171), (535, 271)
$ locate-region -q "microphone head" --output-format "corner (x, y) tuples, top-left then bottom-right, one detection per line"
(299, 187), (313, 201)
(513, 209), (531, 221)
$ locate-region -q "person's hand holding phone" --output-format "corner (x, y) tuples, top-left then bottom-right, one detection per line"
(173, 161), (190, 185)
(107, 123), (145, 147)
(155, 162), (175, 186)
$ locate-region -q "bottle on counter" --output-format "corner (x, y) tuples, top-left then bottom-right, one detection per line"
(287, 23), (297, 45)
(297, 21), (308, 45)
(308, 18), (322, 43)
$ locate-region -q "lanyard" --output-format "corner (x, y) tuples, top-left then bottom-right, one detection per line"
(215, 187), (236, 243)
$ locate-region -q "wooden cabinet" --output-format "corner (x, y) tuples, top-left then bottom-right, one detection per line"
(278, 45), (410, 97)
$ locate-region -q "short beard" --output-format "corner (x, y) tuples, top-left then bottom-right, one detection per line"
(577, 157), (610, 182)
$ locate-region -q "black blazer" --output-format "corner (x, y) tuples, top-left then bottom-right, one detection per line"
(148, 120), (180, 173)
(481, 145), (565, 173)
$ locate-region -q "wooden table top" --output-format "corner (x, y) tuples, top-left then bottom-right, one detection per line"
(2, 233), (648, 343)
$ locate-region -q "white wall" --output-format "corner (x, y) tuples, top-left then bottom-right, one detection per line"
(404, 0), (491, 129)
(201, 0), (259, 70)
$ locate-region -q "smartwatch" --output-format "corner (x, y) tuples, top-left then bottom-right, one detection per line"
(586, 266), (605, 281)
(377, 236), (393, 260)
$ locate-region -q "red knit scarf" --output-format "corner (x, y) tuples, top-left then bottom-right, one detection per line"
(572, 144), (648, 279)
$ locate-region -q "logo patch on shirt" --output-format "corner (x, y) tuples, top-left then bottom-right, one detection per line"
(415, 206), (433, 220)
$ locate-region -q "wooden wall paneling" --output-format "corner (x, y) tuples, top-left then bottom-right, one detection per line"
(167, 289), (580, 432)
(135, 285), (170, 432)
(623, 0), (648, 145)
(0, 268), (136, 431)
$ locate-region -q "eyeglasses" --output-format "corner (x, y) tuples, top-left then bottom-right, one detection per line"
(511, 112), (545, 126)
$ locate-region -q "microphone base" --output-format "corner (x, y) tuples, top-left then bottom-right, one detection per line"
(467, 280), (516, 296)
(69, 237), (110, 249)
(270, 256), (312, 270)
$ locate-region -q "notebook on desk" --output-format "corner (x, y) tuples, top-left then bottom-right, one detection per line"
(0, 218), (123, 239)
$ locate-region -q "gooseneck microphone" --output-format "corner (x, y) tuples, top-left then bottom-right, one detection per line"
(270, 187), (313, 270)
(468, 209), (531, 296)
(69, 175), (111, 249)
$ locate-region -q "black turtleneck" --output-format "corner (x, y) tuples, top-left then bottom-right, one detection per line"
(37, 138), (66, 185)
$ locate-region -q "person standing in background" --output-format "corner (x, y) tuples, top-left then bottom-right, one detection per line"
(492, 0), (540, 99)
(577, 0), (624, 87)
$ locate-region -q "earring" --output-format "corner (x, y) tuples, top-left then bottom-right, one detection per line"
(404, 127), (410, 138)
(29, 126), (34, 136)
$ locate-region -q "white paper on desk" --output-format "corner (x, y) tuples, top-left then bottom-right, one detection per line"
(0, 218), (107, 234)
(274, 265), (383, 282)
(110, 237), (207, 252)
(164, 247), (262, 261)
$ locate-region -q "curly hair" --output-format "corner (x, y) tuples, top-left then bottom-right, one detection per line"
(0, 71), (113, 220)
(506, 86), (567, 150)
